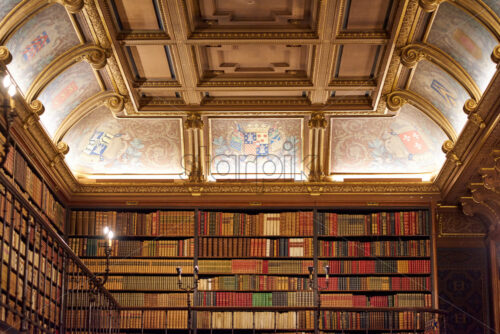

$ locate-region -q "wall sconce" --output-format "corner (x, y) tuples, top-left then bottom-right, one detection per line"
(0, 74), (17, 168)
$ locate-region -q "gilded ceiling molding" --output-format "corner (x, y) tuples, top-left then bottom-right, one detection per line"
(21, 100), (45, 131)
(461, 197), (499, 230)
(308, 112), (328, 182)
(400, 43), (481, 101)
(418, 0), (445, 12)
(480, 150), (500, 191)
(197, 79), (313, 88)
(184, 113), (205, 183)
(386, 89), (457, 142)
(493, 44), (500, 65)
(0, 46), (12, 65)
(76, 181), (440, 195)
(53, 91), (125, 143)
(25, 44), (109, 102)
(453, 0), (500, 40)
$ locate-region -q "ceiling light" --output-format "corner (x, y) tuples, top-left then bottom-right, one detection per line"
(2, 75), (11, 88)
(7, 85), (16, 97)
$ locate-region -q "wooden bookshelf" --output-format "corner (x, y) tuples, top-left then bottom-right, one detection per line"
(67, 207), (437, 333)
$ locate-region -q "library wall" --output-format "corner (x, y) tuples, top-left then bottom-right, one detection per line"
(436, 209), (491, 334)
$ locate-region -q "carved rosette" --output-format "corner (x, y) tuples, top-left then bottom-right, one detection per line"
(386, 91), (407, 112)
(0, 46), (12, 65)
(418, 0), (444, 12)
(57, 0), (84, 13)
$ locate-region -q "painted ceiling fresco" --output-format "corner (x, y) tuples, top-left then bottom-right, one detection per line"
(0, 1), (498, 180)
(5, 4), (80, 94)
(63, 106), (184, 176)
(210, 118), (303, 180)
(330, 104), (448, 175)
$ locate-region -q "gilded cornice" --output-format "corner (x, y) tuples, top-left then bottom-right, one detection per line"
(308, 112), (328, 129)
(76, 181), (440, 195)
(336, 31), (390, 42)
(197, 79), (314, 88)
(400, 43), (481, 101)
(386, 89), (457, 141)
(329, 79), (377, 89)
(53, 91), (125, 143)
(189, 31), (318, 40)
(133, 80), (182, 89)
(201, 97), (311, 106)
(25, 44), (109, 103)
(117, 32), (171, 42)
(184, 112), (203, 130)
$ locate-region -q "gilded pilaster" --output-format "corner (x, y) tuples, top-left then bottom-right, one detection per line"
(184, 113), (204, 183)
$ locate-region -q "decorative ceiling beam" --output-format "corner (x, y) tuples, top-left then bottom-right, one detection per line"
(400, 43), (481, 101)
(386, 89), (457, 141)
(25, 44), (108, 102)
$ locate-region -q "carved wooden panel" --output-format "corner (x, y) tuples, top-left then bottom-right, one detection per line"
(111, 0), (162, 31)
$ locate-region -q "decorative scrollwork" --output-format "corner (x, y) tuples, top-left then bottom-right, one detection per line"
(83, 49), (108, 70)
(492, 44), (500, 65)
(418, 0), (444, 12)
(0, 46), (12, 65)
(441, 140), (454, 154)
(105, 95), (126, 115)
(57, 0), (84, 13)
(463, 99), (485, 129)
(57, 141), (69, 155)
(30, 100), (44, 116)
(385, 91), (407, 112)
(400, 45), (425, 68)
(442, 140), (462, 166)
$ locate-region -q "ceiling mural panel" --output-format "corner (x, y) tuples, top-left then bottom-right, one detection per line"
(409, 60), (469, 134)
(5, 4), (81, 93)
(38, 61), (101, 138)
(427, 2), (497, 92)
(209, 118), (303, 180)
(63, 107), (184, 176)
(481, 0), (500, 19)
(330, 104), (447, 174)
(0, 0), (21, 23)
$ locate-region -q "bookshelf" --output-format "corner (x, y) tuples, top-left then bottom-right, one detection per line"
(67, 207), (438, 333)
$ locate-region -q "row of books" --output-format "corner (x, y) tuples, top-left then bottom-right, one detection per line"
(317, 276), (431, 291)
(66, 310), (120, 330)
(198, 260), (314, 274)
(195, 291), (314, 307)
(104, 276), (194, 291)
(320, 293), (431, 307)
(199, 237), (313, 257)
(120, 310), (187, 329)
(4, 149), (65, 232)
(318, 211), (430, 236)
(319, 240), (430, 257)
(322, 260), (431, 274)
(196, 311), (315, 329)
(81, 259), (194, 274)
(69, 210), (195, 236)
(69, 238), (195, 257)
(112, 293), (189, 307)
(198, 275), (310, 291)
(199, 211), (314, 236)
(319, 311), (433, 330)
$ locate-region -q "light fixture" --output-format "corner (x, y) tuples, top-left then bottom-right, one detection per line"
(103, 226), (114, 247)
(2, 75), (11, 88)
(0, 74), (17, 169)
(7, 85), (16, 97)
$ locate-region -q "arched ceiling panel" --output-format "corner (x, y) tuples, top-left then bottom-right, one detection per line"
(63, 106), (184, 177)
(409, 60), (469, 134)
(0, 0), (21, 22)
(5, 4), (81, 93)
(481, 0), (500, 19)
(38, 61), (101, 138)
(427, 2), (498, 92)
(330, 104), (447, 175)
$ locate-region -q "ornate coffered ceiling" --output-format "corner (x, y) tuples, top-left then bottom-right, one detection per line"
(0, 0), (498, 195)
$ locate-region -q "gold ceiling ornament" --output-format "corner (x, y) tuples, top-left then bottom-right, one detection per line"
(418, 0), (445, 12)
(0, 46), (12, 65)
(50, 140), (69, 167)
(308, 111), (327, 129)
(385, 91), (408, 112)
(105, 94), (126, 116)
(492, 44), (500, 66)
(82, 49), (108, 70)
(55, 0), (84, 13)
(480, 150), (500, 191)
(22, 100), (45, 130)
(463, 98), (485, 129)
(184, 113), (204, 130)
(441, 140), (462, 167)
(400, 43), (481, 101)
(56, 141), (69, 155)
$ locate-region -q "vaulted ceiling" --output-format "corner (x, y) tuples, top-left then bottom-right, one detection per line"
(0, 0), (499, 188)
